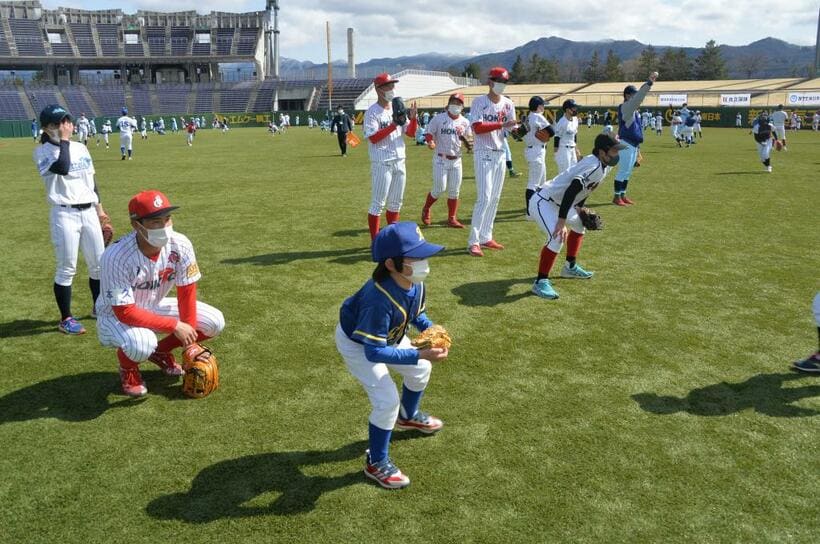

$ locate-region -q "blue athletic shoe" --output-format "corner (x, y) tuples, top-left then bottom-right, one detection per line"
(560, 262), (594, 279)
(532, 279), (559, 299)
(792, 354), (820, 374)
(58, 317), (86, 335)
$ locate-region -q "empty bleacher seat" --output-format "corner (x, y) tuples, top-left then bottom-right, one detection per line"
(96, 24), (119, 57)
(170, 27), (191, 56)
(70, 23), (97, 57)
(236, 28), (258, 56)
(10, 19), (46, 56)
(146, 27), (166, 57)
(215, 28), (234, 55)
(155, 83), (191, 114)
(0, 90), (30, 120)
(87, 85), (125, 116)
(125, 43), (145, 57)
(28, 88), (61, 113)
(195, 84), (214, 113)
(61, 88), (94, 117)
(0, 24), (11, 56)
(131, 85), (152, 114)
(50, 41), (74, 57)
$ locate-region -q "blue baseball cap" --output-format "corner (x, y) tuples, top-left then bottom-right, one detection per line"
(371, 222), (444, 262)
(39, 104), (72, 127)
(122, 107), (128, 114)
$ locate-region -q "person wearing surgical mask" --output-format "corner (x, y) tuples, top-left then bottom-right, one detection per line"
(95, 190), (225, 397)
(419, 92), (472, 229)
(336, 221), (448, 490)
(528, 133), (627, 301)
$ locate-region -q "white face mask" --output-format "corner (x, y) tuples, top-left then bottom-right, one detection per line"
(383, 89), (395, 101)
(402, 259), (430, 284)
(448, 105), (463, 116)
(492, 82), (507, 95)
(140, 224), (173, 248)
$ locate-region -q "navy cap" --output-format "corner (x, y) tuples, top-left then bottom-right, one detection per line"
(562, 98), (578, 110)
(594, 133), (627, 152)
(528, 96), (545, 111)
(623, 85), (638, 96)
(372, 222), (444, 262)
(39, 104), (72, 127)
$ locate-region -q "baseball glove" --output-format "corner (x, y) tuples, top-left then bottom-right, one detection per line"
(411, 325), (452, 350)
(392, 96), (407, 126)
(535, 127), (553, 143)
(635, 151), (643, 167)
(99, 215), (114, 247)
(774, 139), (784, 151)
(510, 124), (528, 141)
(577, 207), (604, 230)
(181, 343), (219, 399)
(459, 134), (474, 153)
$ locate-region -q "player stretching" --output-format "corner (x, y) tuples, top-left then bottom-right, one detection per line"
(420, 93), (472, 228)
(771, 104), (788, 151)
(612, 71), (658, 206)
(363, 73), (418, 240)
(468, 66), (518, 257)
(116, 107), (137, 160)
(752, 112), (780, 173)
(529, 134), (625, 300)
(523, 96), (553, 217)
(33, 105), (111, 334)
(336, 222), (448, 489)
(96, 190), (225, 397)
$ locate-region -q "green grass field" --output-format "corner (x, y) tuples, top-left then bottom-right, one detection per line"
(0, 125), (818, 543)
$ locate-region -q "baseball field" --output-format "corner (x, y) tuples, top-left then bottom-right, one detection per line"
(0, 125), (818, 543)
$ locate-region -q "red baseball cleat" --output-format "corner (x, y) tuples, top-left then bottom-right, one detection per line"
(120, 366), (148, 397)
(481, 240), (505, 250)
(621, 195), (635, 205)
(395, 411), (443, 434)
(612, 196), (627, 206)
(364, 450), (410, 489)
(468, 244), (484, 257)
(148, 351), (184, 376)
(447, 218), (465, 228)
(421, 207), (432, 226)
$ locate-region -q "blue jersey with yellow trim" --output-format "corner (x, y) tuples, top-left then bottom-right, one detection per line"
(340, 277), (433, 349)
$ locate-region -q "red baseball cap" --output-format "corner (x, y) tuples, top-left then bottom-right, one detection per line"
(128, 190), (179, 220)
(373, 73), (399, 87)
(449, 92), (466, 104)
(488, 66), (510, 82)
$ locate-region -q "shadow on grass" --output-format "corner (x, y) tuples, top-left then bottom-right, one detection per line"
(632, 372), (820, 417)
(222, 247), (371, 266)
(0, 319), (57, 338)
(714, 171), (767, 176)
(146, 432), (429, 520)
(452, 277), (533, 307)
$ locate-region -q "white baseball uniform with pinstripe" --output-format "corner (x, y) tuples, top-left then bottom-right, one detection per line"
(76, 117), (90, 142)
(529, 155), (611, 253)
(95, 231), (225, 362)
(553, 115), (580, 174)
(117, 116), (137, 151)
(33, 140), (104, 286)
(524, 111), (550, 191)
(771, 111), (788, 140)
(427, 111), (471, 199)
(468, 94), (516, 247)
(364, 102), (412, 215)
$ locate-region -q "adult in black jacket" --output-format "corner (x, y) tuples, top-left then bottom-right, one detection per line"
(331, 106), (354, 156)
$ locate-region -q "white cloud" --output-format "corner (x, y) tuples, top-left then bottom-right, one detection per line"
(38, 0), (818, 62)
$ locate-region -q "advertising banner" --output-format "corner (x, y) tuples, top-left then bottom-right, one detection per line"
(720, 93), (751, 106)
(658, 94), (688, 106)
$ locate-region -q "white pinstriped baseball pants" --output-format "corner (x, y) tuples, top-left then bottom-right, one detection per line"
(431, 155), (462, 199)
(369, 159), (406, 215)
(468, 149), (506, 246)
(49, 205), (104, 286)
(335, 324), (432, 430)
(97, 299), (225, 362)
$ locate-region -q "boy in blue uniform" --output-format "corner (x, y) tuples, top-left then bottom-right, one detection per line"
(335, 222), (449, 489)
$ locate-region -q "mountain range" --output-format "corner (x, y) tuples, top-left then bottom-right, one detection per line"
(279, 37), (816, 80)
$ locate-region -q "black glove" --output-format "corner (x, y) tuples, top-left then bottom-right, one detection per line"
(392, 97), (407, 127)
(577, 207), (604, 230)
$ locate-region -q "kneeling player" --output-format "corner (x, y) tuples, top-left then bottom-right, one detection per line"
(529, 134), (625, 299)
(96, 190), (225, 396)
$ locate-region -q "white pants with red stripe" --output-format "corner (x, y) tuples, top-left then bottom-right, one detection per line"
(96, 298), (225, 362)
(50, 205), (105, 286)
(431, 155), (463, 199)
(369, 159), (406, 215)
(335, 324), (431, 430)
(468, 149), (506, 246)
(528, 194), (585, 253)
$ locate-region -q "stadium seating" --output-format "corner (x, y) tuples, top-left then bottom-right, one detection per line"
(131, 85), (152, 115)
(70, 23), (97, 57)
(219, 81), (255, 112)
(155, 84), (191, 114)
(195, 83), (214, 113)
(215, 28), (234, 56)
(124, 42), (145, 57)
(50, 38), (75, 57)
(9, 19), (46, 56)
(0, 90), (30, 119)
(0, 24), (10, 56)
(318, 78), (371, 111)
(87, 85), (125, 116)
(171, 27), (191, 56)
(236, 28), (258, 56)
(146, 27), (166, 57)
(251, 79), (277, 113)
(27, 88), (61, 113)
(96, 24), (120, 57)
(192, 35), (211, 56)
(60, 88), (95, 118)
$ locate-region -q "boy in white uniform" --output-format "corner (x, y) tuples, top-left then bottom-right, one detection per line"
(770, 105), (788, 150)
(76, 113), (91, 146)
(553, 99), (581, 174)
(523, 96), (553, 217)
(116, 108), (138, 160)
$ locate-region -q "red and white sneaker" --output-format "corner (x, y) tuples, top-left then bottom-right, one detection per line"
(148, 351), (185, 376)
(395, 411), (444, 434)
(468, 244), (484, 257)
(481, 240), (505, 250)
(621, 195), (635, 205)
(120, 367), (148, 397)
(421, 207), (432, 226)
(364, 450), (410, 489)
(612, 196), (627, 206)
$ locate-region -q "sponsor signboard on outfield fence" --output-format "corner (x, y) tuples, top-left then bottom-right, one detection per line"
(658, 94), (688, 106)
(720, 93), (751, 106)
(787, 92), (820, 106)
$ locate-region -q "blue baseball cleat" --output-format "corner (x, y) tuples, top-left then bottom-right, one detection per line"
(532, 279), (559, 299)
(560, 262), (594, 279)
(792, 354), (820, 374)
(58, 316), (86, 335)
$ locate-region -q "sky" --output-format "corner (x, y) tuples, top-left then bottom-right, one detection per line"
(41, 0), (819, 63)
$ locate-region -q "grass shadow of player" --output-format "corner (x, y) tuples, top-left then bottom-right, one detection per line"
(221, 247), (371, 266)
(0, 371), (151, 424)
(714, 171), (767, 176)
(632, 372), (820, 417)
(0, 319), (58, 339)
(145, 432), (429, 521)
(452, 277), (533, 307)
(333, 228), (368, 238)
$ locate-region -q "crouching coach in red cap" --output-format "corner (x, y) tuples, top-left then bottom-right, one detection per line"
(95, 190), (225, 397)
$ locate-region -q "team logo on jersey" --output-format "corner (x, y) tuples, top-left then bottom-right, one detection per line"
(168, 251), (179, 263)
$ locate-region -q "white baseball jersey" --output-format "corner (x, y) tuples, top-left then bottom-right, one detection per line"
(770, 111), (788, 127)
(469, 94), (516, 151)
(97, 230), (201, 319)
(33, 141), (98, 206)
(102, 123), (112, 134)
(537, 155), (611, 207)
(523, 112), (550, 151)
(117, 116), (137, 136)
(553, 115), (579, 147)
(77, 117), (91, 134)
(364, 102), (413, 162)
(426, 111), (471, 157)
